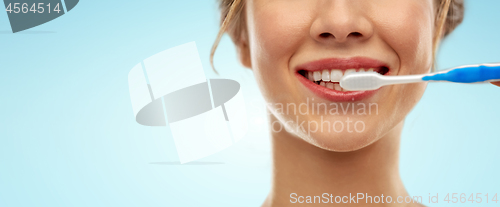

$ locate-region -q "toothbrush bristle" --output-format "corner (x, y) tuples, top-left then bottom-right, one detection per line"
(340, 72), (383, 91)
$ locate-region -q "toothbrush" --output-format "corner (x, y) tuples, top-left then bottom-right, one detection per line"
(340, 63), (500, 91)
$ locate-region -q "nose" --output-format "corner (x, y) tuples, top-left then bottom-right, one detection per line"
(310, 1), (373, 44)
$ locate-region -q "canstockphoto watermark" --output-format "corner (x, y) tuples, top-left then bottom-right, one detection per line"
(271, 116), (368, 134)
(290, 193), (422, 204)
(4, 0), (80, 33)
(250, 98), (379, 134)
(263, 98), (379, 116)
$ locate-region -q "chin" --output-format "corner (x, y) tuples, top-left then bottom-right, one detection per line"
(275, 112), (387, 152)
(309, 130), (381, 152)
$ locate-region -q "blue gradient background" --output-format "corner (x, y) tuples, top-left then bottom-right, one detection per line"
(0, 1), (499, 206)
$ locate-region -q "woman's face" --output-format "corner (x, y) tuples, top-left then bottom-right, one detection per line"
(244, 0), (436, 151)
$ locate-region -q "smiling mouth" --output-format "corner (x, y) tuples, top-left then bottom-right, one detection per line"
(298, 67), (389, 91)
(295, 57), (391, 101)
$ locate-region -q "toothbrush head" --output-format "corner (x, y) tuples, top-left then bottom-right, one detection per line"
(340, 72), (384, 91)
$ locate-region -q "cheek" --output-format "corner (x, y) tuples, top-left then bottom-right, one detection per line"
(365, 1), (434, 138)
(374, 1), (434, 118)
(247, 1), (313, 70)
(247, 1), (315, 100)
(373, 1), (435, 74)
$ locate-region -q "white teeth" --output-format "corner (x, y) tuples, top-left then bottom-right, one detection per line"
(334, 83), (342, 91)
(330, 69), (343, 82)
(307, 68), (384, 91)
(321, 70), (330, 81)
(345, 69), (356, 75)
(313, 71), (322, 81)
(326, 82), (334, 89)
(308, 71), (314, 81)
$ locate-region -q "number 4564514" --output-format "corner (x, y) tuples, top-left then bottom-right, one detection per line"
(5, 3), (61, 14)
(444, 193), (498, 204)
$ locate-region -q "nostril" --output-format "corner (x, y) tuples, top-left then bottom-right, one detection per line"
(349, 32), (362, 37)
(319, 33), (333, 38)
(319, 32), (362, 40)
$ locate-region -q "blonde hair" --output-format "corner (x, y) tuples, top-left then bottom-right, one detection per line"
(210, 0), (245, 72)
(211, 0), (464, 71)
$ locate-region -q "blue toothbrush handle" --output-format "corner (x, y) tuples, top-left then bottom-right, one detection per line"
(422, 63), (500, 83)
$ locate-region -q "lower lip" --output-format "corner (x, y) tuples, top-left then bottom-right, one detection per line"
(295, 73), (379, 102)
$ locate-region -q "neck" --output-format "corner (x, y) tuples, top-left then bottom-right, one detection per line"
(263, 115), (413, 207)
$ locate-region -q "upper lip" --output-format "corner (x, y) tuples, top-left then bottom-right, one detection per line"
(295, 56), (390, 72)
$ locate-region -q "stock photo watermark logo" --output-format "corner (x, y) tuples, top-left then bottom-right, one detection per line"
(3, 0), (79, 33)
(128, 42), (247, 164)
(249, 98), (379, 136)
